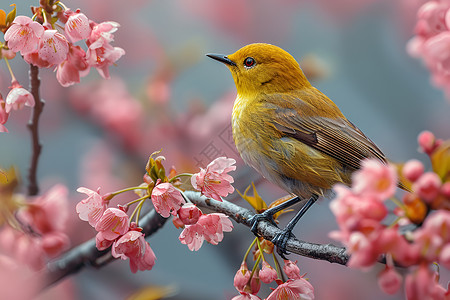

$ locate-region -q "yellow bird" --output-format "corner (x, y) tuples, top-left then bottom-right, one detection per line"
(207, 43), (390, 256)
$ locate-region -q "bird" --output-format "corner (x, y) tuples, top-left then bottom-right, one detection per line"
(207, 43), (395, 257)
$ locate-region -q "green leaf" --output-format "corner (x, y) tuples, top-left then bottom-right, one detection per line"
(5, 4), (16, 27)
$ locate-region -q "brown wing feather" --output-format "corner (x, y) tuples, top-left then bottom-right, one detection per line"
(264, 90), (387, 171)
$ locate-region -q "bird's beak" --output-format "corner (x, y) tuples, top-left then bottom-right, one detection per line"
(206, 53), (236, 66)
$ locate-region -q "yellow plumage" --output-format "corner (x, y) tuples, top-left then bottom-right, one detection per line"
(208, 43), (387, 198)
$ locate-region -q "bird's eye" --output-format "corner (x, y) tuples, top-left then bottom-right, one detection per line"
(244, 57), (255, 68)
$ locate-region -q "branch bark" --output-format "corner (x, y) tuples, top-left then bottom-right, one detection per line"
(42, 191), (350, 291)
(43, 209), (167, 289)
(27, 64), (44, 196)
(184, 191), (350, 265)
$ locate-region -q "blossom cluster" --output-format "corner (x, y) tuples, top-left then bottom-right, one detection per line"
(329, 131), (450, 299)
(407, 0), (450, 99)
(0, 3), (124, 132)
(232, 239), (314, 300)
(75, 154), (236, 272)
(0, 182), (70, 270)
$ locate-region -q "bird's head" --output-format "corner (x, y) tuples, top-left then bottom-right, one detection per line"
(207, 43), (311, 97)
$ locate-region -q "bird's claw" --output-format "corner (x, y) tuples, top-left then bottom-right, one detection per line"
(272, 228), (295, 259)
(247, 211), (278, 235)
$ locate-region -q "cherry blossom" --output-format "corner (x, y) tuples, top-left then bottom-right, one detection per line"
(191, 157), (236, 201)
(94, 208), (129, 241)
(266, 279), (315, 300)
(259, 261), (277, 284)
(283, 260), (302, 280)
(64, 10), (91, 42)
(352, 159), (397, 200)
(76, 187), (108, 226)
(37, 30), (69, 66)
(231, 292), (262, 300)
(4, 16), (44, 55)
(5, 80), (35, 113)
(112, 230), (156, 273)
(234, 262), (251, 292)
(151, 182), (185, 218)
(177, 203), (202, 225)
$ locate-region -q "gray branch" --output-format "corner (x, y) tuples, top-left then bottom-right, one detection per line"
(184, 191), (349, 265)
(42, 191), (349, 291)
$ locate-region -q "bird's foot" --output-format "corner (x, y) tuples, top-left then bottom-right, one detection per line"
(247, 211), (278, 235)
(272, 228), (295, 259)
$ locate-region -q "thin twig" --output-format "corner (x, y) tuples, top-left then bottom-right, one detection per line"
(27, 65), (44, 196)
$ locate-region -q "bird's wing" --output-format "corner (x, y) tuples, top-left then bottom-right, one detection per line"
(268, 94), (387, 171)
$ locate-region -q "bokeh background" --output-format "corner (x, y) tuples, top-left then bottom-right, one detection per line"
(1, 0), (449, 299)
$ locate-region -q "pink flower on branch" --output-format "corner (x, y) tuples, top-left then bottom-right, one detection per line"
(5, 80), (35, 113)
(191, 157), (236, 201)
(94, 208), (129, 241)
(112, 230), (156, 273)
(76, 187), (108, 227)
(352, 159), (397, 200)
(234, 262), (251, 292)
(259, 261), (278, 284)
(283, 260), (302, 280)
(151, 182), (185, 218)
(56, 45), (90, 87)
(177, 203), (202, 225)
(4, 16), (44, 55)
(64, 10), (91, 43)
(37, 30), (69, 66)
(266, 278), (315, 300)
(86, 21), (125, 79)
(179, 213), (233, 251)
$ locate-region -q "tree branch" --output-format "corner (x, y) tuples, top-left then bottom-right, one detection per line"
(42, 191), (349, 291)
(27, 65), (44, 196)
(42, 209), (167, 289)
(184, 191), (350, 265)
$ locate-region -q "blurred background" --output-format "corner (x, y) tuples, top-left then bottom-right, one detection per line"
(0, 0), (449, 299)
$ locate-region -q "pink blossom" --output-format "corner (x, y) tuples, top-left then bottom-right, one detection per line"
(415, 1), (449, 38)
(18, 184), (69, 234)
(85, 21), (125, 79)
(0, 99), (9, 132)
(231, 292), (262, 300)
(413, 210), (450, 262)
(151, 182), (185, 218)
(266, 279), (315, 300)
(56, 45), (90, 87)
(260, 261), (278, 284)
(41, 232), (70, 258)
(95, 232), (114, 250)
(5, 80), (35, 113)
(112, 230), (156, 273)
(402, 159), (425, 182)
(197, 213), (233, 245)
(418, 130), (442, 155)
(283, 260), (301, 280)
(413, 172), (442, 202)
(377, 266), (402, 295)
(76, 187), (108, 226)
(37, 30), (69, 66)
(94, 208), (129, 240)
(250, 271), (261, 295)
(405, 264), (447, 300)
(23, 52), (53, 68)
(191, 157), (236, 201)
(64, 11), (91, 42)
(4, 16), (44, 55)
(352, 159), (397, 200)
(179, 223), (205, 251)
(179, 213), (233, 251)
(234, 262), (251, 292)
(177, 203), (202, 225)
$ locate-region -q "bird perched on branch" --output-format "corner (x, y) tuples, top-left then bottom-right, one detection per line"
(207, 43), (399, 257)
